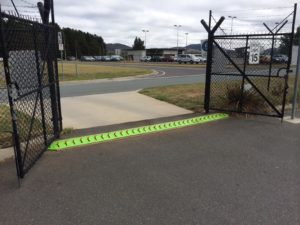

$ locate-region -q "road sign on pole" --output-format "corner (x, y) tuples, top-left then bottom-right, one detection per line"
(249, 43), (260, 64)
(58, 31), (63, 45)
(59, 43), (64, 51)
(201, 39), (208, 58)
(58, 32), (64, 79)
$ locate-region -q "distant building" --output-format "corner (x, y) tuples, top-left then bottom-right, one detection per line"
(126, 48), (186, 61)
(184, 48), (202, 54)
(114, 49), (122, 55)
(127, 50), (146, 61)
(146, 48), (184, 57)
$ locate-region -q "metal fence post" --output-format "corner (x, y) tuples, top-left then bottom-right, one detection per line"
(204, 32), (213, 113)
(291, 39), (300, 119)
(201, 13), (225, 113)
(50, 0), (63, 134)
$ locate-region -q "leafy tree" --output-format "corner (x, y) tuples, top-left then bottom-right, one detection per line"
(132, 37), (145, 50)
(279, 26), (300, 54)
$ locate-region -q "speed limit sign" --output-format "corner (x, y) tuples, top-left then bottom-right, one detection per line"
(249, 43), (260, 64)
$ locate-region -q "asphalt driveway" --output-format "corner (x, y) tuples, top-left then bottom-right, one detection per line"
(0, 115), (299, 225)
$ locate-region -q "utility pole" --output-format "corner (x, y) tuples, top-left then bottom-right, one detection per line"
(142, 29), (149, 49)
(75, 40), (79, 77)
(228, 16), (236, 49)
(185, 33), (189, 53)
(174, 24), (182, 56)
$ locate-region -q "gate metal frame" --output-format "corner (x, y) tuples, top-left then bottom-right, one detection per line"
(201, 4), (297, 118)
(0, 1), (62, 178)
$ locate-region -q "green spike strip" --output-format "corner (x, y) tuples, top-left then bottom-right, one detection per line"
(48, 113), (229, 151)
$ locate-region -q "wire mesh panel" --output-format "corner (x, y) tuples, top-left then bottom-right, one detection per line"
(208, 33), (292, 117)
(0, 53), (12, 149)
(202, 4), (296, 118)
(0, 11), (62, 178)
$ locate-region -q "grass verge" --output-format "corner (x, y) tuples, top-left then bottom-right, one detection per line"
(58, 62), (152, 81)
(139, 83), (205, 112)
(139, 78), (299, 113)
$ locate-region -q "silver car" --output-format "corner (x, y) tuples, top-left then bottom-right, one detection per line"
(177, 54), (201, 64)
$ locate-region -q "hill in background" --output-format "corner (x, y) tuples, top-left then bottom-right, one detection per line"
(186, 44), (202, 51)
(106, 43), (131, 51)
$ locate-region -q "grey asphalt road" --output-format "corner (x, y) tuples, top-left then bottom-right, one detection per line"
(59, 63), (206, 98)
(94, 62), (207, 77)
(1, 64), (205, 101)
(1, 115), (299, 225)
(60, 74), (205, 98)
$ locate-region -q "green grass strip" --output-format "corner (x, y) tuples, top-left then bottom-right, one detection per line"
(48, 113), (229, 151)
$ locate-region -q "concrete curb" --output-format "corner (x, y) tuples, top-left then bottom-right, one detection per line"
(0, 147), (14, 163)
(60, 69), (159, 85)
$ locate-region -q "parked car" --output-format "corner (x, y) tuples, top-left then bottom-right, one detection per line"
(102, 56), (111, 61)
(93, 56), (103, 61)
(67, 56), (76, 61)
(111, 55), (123, 61)
(272, 54), (288, 63)
(199, 57), (207, 63)
(194, 55), (206, 63)
(151, 56), (162, 62)
(81, 56), (95, 61)
(177, 54), (201, 64)
(140, 56), (152, 62)
(161, 55), (175, 62)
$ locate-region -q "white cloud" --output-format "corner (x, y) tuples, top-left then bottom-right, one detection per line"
(3, 0), (300, 47)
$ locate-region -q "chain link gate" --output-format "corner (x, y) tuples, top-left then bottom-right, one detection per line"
(0, 9), (62, 178)
(201, 5), (297, 118)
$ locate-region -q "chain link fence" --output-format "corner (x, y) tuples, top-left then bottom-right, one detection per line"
(0, 11), (62, 177)
(0, 56), (12, 149)
(209, 34), (292, 117)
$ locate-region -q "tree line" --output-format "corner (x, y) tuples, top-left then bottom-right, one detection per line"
(280, 26), (300, 54)
(61, 28), (106, 58)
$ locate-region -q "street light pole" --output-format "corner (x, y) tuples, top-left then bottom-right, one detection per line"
(185, 33), (189, 53)
(228, 16), (236, 49)
(174, 24), (182, 56)
(228, 16), (236, 35)
(274, 22), (280, 48)
(142, 29), (149, 49)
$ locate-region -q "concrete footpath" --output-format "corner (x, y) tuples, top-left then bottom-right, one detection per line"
(61, 91), (191, 129)
(0, 115), (299, 225)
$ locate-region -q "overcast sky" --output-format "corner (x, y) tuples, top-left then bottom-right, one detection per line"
(2, 0), (300, 47)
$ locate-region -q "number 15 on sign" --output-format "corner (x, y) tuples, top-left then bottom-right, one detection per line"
(249, 43), (260, 64)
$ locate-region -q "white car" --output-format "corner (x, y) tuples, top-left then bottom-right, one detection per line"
(197, 57), (207, 63)
(177, 54), (200, 64)
(140, 56), (151, 62)
(111, 55), (123, 61)
(194, 55), (207, 63)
